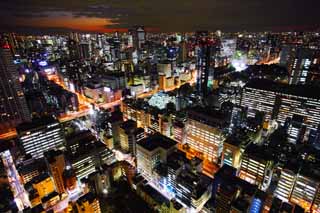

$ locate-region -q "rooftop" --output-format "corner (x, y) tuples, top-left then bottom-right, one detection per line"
(31, 173), (50, 184)
(139, 184), (170, 207)
(245, 78), (320, 99)
(41, 191), (59, 203)
(137, 133), (176, 151)
(120, 120), (137, 132)
(177, 170), (213, 200)
(44, 149), (64, 164)
(244, 143), (274, 162)
(187, 106), (230, 129)
(17, 116), (59, 133)
(77, 192), (97, 205)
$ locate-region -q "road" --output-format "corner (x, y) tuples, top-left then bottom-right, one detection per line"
(47, 71), (196, 123)
(0, 129), (17, 140)
(1, 150), (30, 210)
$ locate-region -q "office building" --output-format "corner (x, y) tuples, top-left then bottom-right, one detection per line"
(173, 121), (186, 144)
(0, 43), (30, 131)
(119, 120), (145, 156)
(44, 150), (66, 194)
(136, 133), (177, 180)
(285, 115), (307, 144)
(66, 130), (115, 181)
(106, 111), (124, 149)
(195, 31), (214, 97)
(137, 182), (187, 213)
(240, 80), (277, 120)
(280, 45), (314, 84)
(238, 144), (274, 190)
(290, 168), (320, 212)
(17, 158), (46, 184)
(132, 26), (145, 50)
(17, 116), (65, 159)
(213, 165), (259, 213)
(274, 166), (298, 202)
(241, 79), (320, 140)
(88, 170), (111, 197)
(185, 107), (228, 163)
(153, 150), (203, 198)
(222, 132), (252, 169)
(175, 171), (212, 211)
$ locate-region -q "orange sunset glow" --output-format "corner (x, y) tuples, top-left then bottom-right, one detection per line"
(16, 16), (126, 33)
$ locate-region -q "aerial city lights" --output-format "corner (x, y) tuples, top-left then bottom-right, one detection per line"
(0, 1), (319, 212)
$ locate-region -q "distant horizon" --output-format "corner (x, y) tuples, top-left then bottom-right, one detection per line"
(1, 25), (320, 36)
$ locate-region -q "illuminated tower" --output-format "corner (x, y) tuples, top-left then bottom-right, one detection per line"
(130, 26), (145, 50)
(0, 42), (30, 131)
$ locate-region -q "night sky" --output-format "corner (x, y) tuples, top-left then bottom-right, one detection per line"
(0, 0), (319, 33)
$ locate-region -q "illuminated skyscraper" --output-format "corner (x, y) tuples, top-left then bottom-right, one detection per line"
(280, 45), (314, 85)
(274, 167), (297, 202)
(0, 43), (30, 131)
(136, 133), (176, 180)
(238, 144), (274, 190)
(130, 26), (145, 50)
(185, 107), (228, 163)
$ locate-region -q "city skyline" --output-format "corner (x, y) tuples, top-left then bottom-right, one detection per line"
(0, 3), (320, 212)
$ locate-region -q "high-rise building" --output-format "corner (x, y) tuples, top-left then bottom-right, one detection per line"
(274, 167), (297, 202)
(222, 133), (252, 169)
(185, 107), (228, 163)
(240, 80), (277, 120)
(30, 173), (56, 199)
(285, 115), (307, 144)
(213, 165), (259, 213)
(175, 171), (212, 211)
(134, 26), (145, 50)
(136, 133), (177, 180)
(119, 120), (143, 156)
(172, 121), (186, 144)
(238, 144), (274, 190)
(0, 43), (30, 131)
(79, 43), (91, 59)
(280, 45), (314, 85)
(179, 40), (188, 63)
(67, 39), (80, 59)
(66, 130), (115, 181)
(44, 150), (66, 194)
(17, 116), (65, 159)
(17, 158), (46, 184)
(241, 79), (320, 141)
(195, 31), (214, 97)
(290, 170), (320, 212)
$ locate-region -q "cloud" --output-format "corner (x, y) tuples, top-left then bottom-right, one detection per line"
(0, 0), (319, 33)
